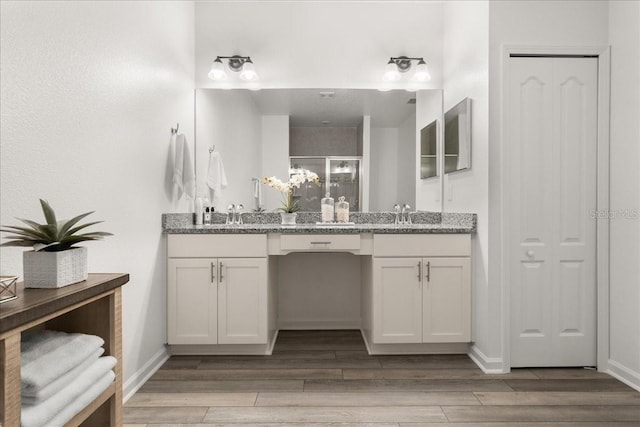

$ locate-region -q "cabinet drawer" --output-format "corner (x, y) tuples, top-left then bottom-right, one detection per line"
(168, 234), (267, 258)
(279, 234), (361, 253)
(373, 234), (471, 257)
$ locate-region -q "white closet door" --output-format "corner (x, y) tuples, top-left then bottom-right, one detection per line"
(509, 57), (598, 367)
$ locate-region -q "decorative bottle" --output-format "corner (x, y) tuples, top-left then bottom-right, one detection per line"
(336, 196), (349, 223)
(321, 193), (335, 223)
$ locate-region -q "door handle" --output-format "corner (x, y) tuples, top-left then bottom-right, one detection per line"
(219, 262), (224, 283)
(210, 262), (216, 283)
(417, 262), (422, 282)
(425, 261), (431, 283)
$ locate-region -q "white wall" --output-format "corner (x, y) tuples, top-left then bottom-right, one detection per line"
(369, 128), (399, 211)
(261, 116), (290, 212)
(195, 90), (262, 211)
(194, 1), (443, 90)
(278, 254), (361, 329)
(608, 0), (640, 389)
(0, 0), (195, 398)
(397, 113), (417, 208)
(488, 0), (610, 371)
(442, 0), (491, 368)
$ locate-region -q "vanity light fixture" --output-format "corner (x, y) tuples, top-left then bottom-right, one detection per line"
(382, 56), (431, 83)
(208, 55), (259, 81)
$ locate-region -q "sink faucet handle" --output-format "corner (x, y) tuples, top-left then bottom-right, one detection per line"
(236, 204), (244, 224)
(393, 204), (401, 224)
(401, 204), (412, 224)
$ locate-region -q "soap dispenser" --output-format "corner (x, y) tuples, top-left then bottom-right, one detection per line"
(336, 196), (349, 223)
(194, 197), (204, 225)
(321, 193), (335, 223)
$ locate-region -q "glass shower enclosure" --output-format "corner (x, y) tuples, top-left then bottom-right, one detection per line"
(289, 156), (362, 212)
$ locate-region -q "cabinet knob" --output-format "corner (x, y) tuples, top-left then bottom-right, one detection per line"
(526, 250), (534, 258)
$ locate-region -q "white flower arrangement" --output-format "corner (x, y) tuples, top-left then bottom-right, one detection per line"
(262, 169), (320, 213)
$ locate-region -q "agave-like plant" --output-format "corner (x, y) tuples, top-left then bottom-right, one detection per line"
(0, 199), (112, 252)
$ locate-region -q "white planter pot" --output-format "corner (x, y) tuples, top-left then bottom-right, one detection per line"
(23, 247), (88, 288)
(280, 212), (297, 225)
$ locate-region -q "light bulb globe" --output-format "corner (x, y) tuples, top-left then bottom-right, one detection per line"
(208, 58), (228, 81)
(382, 61), (401, 82)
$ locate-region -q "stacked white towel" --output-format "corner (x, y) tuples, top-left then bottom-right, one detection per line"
(20, 330), (116, 427)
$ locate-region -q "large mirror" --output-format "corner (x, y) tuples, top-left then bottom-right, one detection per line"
(194, 89), (443, 212)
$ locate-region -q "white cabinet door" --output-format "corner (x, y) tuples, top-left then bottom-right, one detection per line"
(217, 258), (268, 344)
(167, 258), (218, 345)
(508, 57), (597, 367)
(372, 258), (423, 343)
(422, 257), (471, 343)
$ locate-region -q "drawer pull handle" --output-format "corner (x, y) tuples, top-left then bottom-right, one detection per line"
(211, 262), (216, 283)
(310, 241), (331, 245)
(219, 262), (224, 282)
(417, 262), (422, 282)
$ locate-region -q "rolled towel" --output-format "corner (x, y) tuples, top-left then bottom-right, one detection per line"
(21, 347), (104, 405)
(43, 371), (115, 427)
(21, 330), (104, 393)
(21, 356), (117, 427)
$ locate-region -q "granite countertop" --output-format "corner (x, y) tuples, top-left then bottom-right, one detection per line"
(162, 212), (476, 234)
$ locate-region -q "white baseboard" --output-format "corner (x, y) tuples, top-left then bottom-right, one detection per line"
(606, 359), (640, 392)
(468, 343), (506, 373)
(123, 345), (170, 403)
(278, 319), (361, 330)
(361, 330), (468, 355)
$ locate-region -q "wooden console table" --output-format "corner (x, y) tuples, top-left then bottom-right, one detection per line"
(0, 273), (129, 426)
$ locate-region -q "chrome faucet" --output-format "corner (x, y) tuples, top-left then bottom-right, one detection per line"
(235, 204), (244, 225)
(226, 205), (235, 225)
(227, 204), (244, 225)
(393, 204), (401, 225)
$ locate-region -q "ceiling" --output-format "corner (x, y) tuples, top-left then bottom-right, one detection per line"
(245, 88), (428, 127)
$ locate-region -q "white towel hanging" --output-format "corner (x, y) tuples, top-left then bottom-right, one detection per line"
(206, 150), (228, 206)
(172, 134), (196, 201)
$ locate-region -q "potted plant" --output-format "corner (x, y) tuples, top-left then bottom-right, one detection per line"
(0, 199), (112, 288)
(262, 169), (320, 224)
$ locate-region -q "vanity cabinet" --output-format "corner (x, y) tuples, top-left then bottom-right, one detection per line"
(167, 235), (268, 346)
(371, 234), (471, 345)
(167, 258), (267, 345)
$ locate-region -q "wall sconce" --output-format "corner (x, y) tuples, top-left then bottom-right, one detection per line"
(383, 56), (431, 83)
(208, 55), (259, 81)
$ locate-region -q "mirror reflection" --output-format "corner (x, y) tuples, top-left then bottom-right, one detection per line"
(420, 120), (438, 179)
(195, 88), (443, 212)
(444, 97), (471, 174)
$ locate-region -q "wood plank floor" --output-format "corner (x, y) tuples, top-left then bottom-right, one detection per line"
(125, 330), (640, 426)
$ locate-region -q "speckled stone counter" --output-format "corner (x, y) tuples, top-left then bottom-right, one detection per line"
(162, 211), (476, 234)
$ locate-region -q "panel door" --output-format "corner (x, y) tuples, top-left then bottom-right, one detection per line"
(508, 57), (597, 367)
(422, 257), (471, 343)
(167, 258), (218, 345)
(217, 258), (268, 344)
(372, 257), (423, 343)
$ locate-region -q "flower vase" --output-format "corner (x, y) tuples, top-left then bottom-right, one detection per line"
(280, 212), (297, 225)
